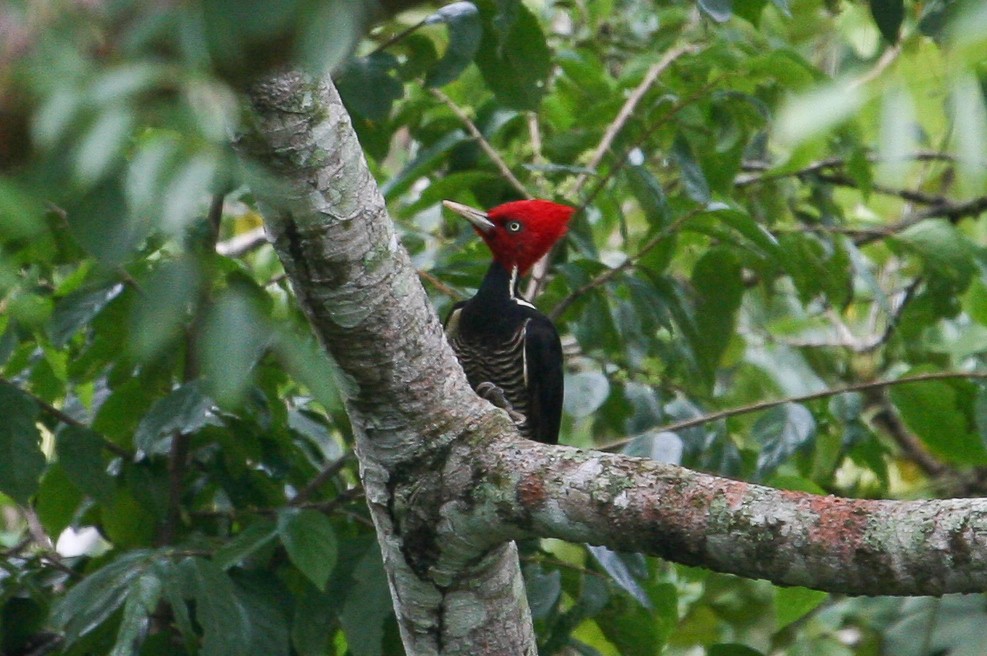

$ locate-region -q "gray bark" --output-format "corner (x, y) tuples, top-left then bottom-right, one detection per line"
(238, 70), (987, 654)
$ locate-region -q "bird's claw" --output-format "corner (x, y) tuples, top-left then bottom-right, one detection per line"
(475, 382), (527, 426)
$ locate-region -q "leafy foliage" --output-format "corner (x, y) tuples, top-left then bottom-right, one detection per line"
(1, 0), (987, 654)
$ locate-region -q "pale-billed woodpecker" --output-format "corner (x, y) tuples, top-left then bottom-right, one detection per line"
(442, 199), (575, 445)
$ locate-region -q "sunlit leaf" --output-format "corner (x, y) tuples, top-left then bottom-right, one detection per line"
(891, 376), (987, 465)
(775, 82), (864, 147)
(74, 107), (134, 186)
(774, 586), (828, 629)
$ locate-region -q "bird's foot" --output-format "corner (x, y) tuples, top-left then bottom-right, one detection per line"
(475, 382), (527, 426)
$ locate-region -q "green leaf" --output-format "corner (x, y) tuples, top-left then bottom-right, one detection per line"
(134, 381), (213, 456)
(130, 258), (199, 361)
(754, 403), (816, 480)
(339, 543), (392, 656)
(231, 573), (291, 656)
(474, 0), (551, 110)
(70, 180), (149, 265)
(588, 545), (652, 609)
(709, 645), (765, 656)
(563, 371), (611, 419)
(101, 489), (158, 548)
(335, 53), (404, 121)
(523, 564), (561, 620)
(201, 291), (270, 408)
(774, 586), (828, 629)
(671, 133), (711, 203)
(891, 376), (987, 465)
(184, 557), (251, 656)
(214, 520), (278, 570)
(291, 585), (337, 656)
(424, 2), (482, 87)
(74, 106), (134, 186)
(34, 464), (83, 537)
(277, 508), (338, 591)
(48, 283), (124, 347)
(0, 383), (45, 503)
(109, 573), (162, 656)
(895, 219), (975, 285)
(625, 163), (671, 229)
(698, 0), (733, 22)
(692, 248), (744, 381)
(93, 378), (158, 445)
(884, 595), (987, 656)
(52, 551), (153, 646)
(870, 0), (905, 43)
(56, 425), (114, 503)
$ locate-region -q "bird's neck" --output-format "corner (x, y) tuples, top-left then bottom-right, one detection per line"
(476, 261), (530, 307)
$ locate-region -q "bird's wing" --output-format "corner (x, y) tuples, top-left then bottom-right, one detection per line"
(444, 301), (467, 338)
(523, 314), (564, 445)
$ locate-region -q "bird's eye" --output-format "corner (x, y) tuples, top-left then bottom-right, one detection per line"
(506, 221), (522, 233)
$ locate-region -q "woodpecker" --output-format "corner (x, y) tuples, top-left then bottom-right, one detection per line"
(442, 199), (574, 444)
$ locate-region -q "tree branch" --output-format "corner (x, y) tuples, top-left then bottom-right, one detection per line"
(478, 439), (987, 596)
(573, 43), (698, 197)
(602, 370), (987, 452)
(429, 87), (533, 200)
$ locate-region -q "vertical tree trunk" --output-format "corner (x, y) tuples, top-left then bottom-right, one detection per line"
(239, 71), (538, 655)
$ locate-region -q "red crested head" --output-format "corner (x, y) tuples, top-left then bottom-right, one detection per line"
(443, 199), (574, 275)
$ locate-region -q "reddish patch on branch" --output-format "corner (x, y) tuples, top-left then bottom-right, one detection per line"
(517, 472), (548, 509)
(802, 494), (873, 559)
(719, 478), (751, 509)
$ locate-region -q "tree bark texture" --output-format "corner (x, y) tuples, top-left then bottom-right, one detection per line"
(238, 70), (987, 654)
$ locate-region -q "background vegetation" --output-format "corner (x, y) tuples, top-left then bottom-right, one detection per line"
(2, 0), (987, 654)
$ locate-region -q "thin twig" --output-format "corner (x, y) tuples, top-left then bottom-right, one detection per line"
(851, 195), (987, 247)
(870, 398), (946, 478)
(216, 226), (269, 257)
(161, 197), (224, 546)
(429, 87), (532, 199)
(574, 43), (698, 198)
(418, 269), (464, 301)
(0, 378), (131, 457)
(849, 42), (901, 90)
(526, 76), (723, 301)
(548, 209), (699, 321)
(600, 370), (987, 452)
(290, 452), (355, 506)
